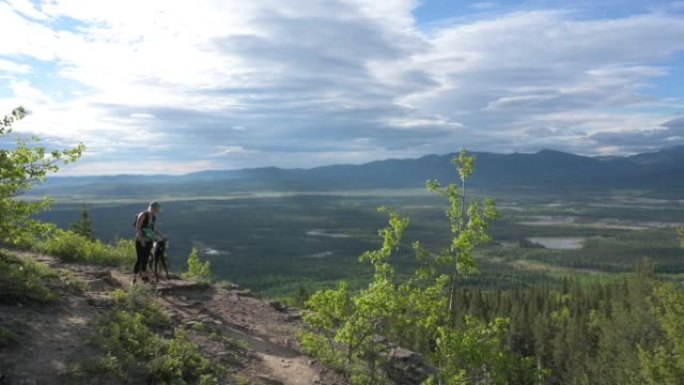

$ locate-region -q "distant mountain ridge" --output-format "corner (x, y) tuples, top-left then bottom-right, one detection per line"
(627, 145), (684, 167)
(30, 146), (684, 197)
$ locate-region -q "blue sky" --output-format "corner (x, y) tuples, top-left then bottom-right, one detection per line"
(1, 0), (683, 175)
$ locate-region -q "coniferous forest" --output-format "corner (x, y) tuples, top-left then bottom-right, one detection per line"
(450, 269), (683, 385)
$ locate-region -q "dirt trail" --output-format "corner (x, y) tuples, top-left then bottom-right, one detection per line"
(0, 252), (117, 385)
(0, 251), (346, 385)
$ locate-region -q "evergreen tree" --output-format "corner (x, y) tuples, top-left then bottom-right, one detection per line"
(639, 283), (684, 385)
(639, 231), (684, 385)
(70, 206), (95, 240)
(182, 247), (212, 282)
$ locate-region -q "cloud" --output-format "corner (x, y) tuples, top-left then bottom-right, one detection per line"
(469, 2), (497, 11)
(212, 145), (252, 157)
(60, 159), (217, 176)
(129, 113), (155, 119)
(6, 0), (48, 20)
(403, 10), (684, 153)
(588, 117), (684, 152)
(0, 1), (683, 174)
(0, 58), (31, 74)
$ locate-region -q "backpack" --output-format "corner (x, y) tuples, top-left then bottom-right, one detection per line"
(133, 211), (156, 229)
(132, 211), (147, 227)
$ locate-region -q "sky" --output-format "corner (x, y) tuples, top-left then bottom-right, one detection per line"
(1, 0), (684, 175)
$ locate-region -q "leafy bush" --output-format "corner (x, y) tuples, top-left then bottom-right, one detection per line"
(0, 325), (17, 348)
(0, 106), (84, 246)
(71, 286), (224, 385)
(57, 268), (90, 292)
(426, 317), (540, 385)
(0, 250), (57, 302)
(182, 248), (212, 282)
(37, 229), (135, 266)
(301, 151), (540, 385)
(112, 285), (170, 327)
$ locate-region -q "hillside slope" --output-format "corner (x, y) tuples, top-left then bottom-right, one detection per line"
(0, 250), (346, 385)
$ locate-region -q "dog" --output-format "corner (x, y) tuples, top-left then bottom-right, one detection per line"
(150, 238), (171, 283)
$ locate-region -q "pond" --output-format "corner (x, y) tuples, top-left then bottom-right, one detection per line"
(518, 216), (577, 226)
(527, 237), (584, 250)
(306, 229), (351, 238)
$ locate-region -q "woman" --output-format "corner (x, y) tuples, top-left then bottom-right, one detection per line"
(133, 201), (163, 283)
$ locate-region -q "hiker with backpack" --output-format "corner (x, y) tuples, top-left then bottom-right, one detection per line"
(133, 201), (163, 283)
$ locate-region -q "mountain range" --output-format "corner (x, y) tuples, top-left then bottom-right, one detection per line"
(29, 146), (684, 198)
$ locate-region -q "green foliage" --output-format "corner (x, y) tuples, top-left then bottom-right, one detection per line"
(437, 265), (680, 385)
(0, 325), (17, 348)
(0, 250), (57, 302)
(639, 238), (684, 385)
(57, 268), (90, 292)
(183, 247), (212, 282)
(637, 235), (684, 385)
(426, 149), (499, 315)
(300, 281), (352, 370)
(0, 106), (84, 245)
(301, 152), (536, 385)
(428, 317), (538, 385)
(301, 208), (449, 383)
(37, 229), (135, 266)
(70, 205), (95, 240)
(112, 285), (171, 327)
(300, 230), (681, 385)
(72, 285), (223, 385)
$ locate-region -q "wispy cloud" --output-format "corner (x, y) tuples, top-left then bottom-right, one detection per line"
(0, 0), (683, 174)
(469, 2), (497, 11)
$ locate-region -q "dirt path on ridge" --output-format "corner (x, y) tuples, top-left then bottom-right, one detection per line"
(0, 251), (347, 385)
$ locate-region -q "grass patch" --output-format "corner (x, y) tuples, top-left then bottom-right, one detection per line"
(37, 229), (135, 267)
(0, 250), (57, 302)
(57, 268), (90, 292)
(69, 285), (226, 385)
(215, 280), (240, 290)
(0, 325), (17, 348)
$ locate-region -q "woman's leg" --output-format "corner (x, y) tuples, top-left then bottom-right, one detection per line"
(134, 240), (145, 282)
(140, 241), (153, 280)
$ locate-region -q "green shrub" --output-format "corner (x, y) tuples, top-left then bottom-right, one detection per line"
(37, 229), (135, 266)
(57, 268), (89, 292)
(0, 250), (57, 302)
(300, 152), (540, 385)
(111, 285), (170, 328)
(0, 325), (17, 348)
(71, 286), (224, 385)
(182, 248), (212, 282)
